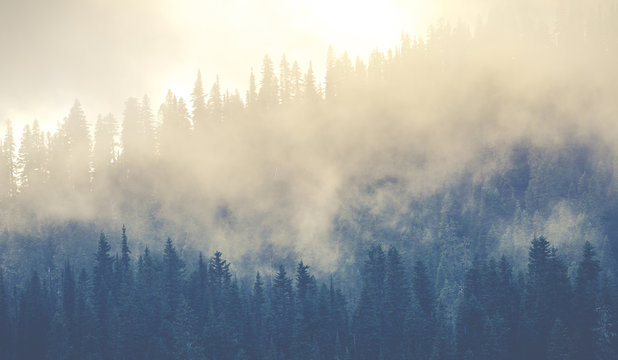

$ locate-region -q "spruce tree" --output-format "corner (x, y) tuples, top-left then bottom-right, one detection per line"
(192, 69), (208, 134)
(16, 271), (50, 359)
(163, 237), (185, 317)
(93, 232), (114, 357)
(572, 241), (601, 359)
(383, 246), (408, 359)
(408, 260), (436, 358)
(0, 269), (11, 358)
(271, 265), (294, 357)
(258, 54), (278, 110)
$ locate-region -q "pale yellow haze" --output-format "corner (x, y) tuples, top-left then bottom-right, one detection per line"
(0, 0), (438, 130)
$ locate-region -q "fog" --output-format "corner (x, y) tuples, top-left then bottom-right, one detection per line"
(1, 0), (617, 277)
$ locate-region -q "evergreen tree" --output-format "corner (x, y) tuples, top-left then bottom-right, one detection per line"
(159, 90), (191, 159)
(352, 244), (385, 360)
(163, 237), (185, 317)
(17, 124), (33, 190)
(456, 259), (487, 358)
(0, 269), (11, 359)
(249, 271), (266, 359)
(46, 310), (71, 360)
(208, 250), (231, 315)
(73, 268), (98, 360)
(246, 68), (258, 110)
(62, 261), (76, 347)
(271, 264), (294, 358)
(206, 76), (223, 123)
(92, 113), (116, 190)
(292, 261), (317, 359)
(383, 246), (408, 359)
(16, 271), (50, 359)
(1, 120), (16, 197)
(524, 236), (571, 358)
(173, 296), (204, 359)
(572, 241), (601, 359)
(258, 54), (278, 109)
(547, 318), (572, 360)
(64, 100), (91, 191)
(325, 45), (337, 101)
(92, 232), (114, 357)
(120, 225), (131, 283)
(290, 61), (303, 101)
(134, 248), (163, 359)
(192, 69), (208, 134)
(121, 97), (144, 163)
(140, 94), (156, 156)
(304, 61), (319, 102)
(408, 260), (436, 358)
(188, 253), (209, 330)
(279, 54), (292, 105)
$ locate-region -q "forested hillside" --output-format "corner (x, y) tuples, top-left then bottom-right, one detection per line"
(1, 0), (618, 358)
(1, 232), (617, 359)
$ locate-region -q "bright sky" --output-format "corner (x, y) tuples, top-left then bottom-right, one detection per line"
(0, 0), (469, 134)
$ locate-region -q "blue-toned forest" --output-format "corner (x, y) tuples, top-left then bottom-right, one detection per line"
(1, 0), (618, 359)
(0, 232), (613, 359)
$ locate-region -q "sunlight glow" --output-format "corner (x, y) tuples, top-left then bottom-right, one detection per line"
(315, 0), (399, 46)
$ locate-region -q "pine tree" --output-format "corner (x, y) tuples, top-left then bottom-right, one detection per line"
(304, 61), (319, 102)
(408, 260), (436, 358)
(325, 45), (337, 100)
(271, 265), (294, 357)
(246, 68), (258, 109)
(163, 237), (184, 316)
(456, 260), (487, 358)
(383, 246), (408, 359)
(0, 269), (11, 359)
(92, 113), (116, 190)
(2, 120), (17, 197)
(524, 236), (571, 358)
(121, 97), (144, 163)
(74, 268), (98, 359)
(258, 54), (278, 109)
(547, 318), (572, 360)
(279, 54), (292, 105)
(572, 241), (601, 359)
(206, 76), (223, 123)
(352, 244), (385, 360)
(62, 261), (76, 346)
(120, 225), (131, 282)
(188, 253), (209, 329)
(46, 310), (71, 360)
(173, 296), (204, 359)
(93, 232), (114, 357)
(159, 90), (191, 159)
(208, 250), (231, 315)
(135, 247), (163, 359)
(292, 261), (317, 359)
(290, 61), (303, 101)
(140, 94), (156, 156)
(17, 124), (33, 190)
(495, 256), (520, 359)
(249, 271), (266, 359)
(16, 271), (50, 359)
(64, 100), (91, 191)
(192, 69), (208, 134)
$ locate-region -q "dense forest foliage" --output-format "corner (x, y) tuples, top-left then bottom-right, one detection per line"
(1, 0), (618, 358)
(0, 232), (616, 359)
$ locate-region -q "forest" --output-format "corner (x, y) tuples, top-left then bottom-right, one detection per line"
(0, 231), (615, 359)
(1, 0), (618, 358)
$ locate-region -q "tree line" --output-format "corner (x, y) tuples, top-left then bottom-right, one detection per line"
(0, 229), (616, 359)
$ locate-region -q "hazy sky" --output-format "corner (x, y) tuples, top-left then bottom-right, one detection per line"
(0, 0), (462, 133)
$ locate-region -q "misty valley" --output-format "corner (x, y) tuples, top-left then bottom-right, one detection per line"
(2, 0), (618, 359)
